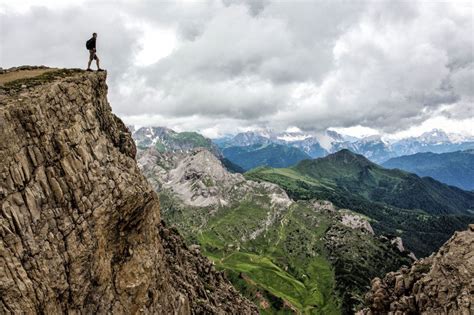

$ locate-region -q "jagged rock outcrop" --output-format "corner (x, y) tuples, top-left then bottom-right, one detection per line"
(0, 67), (257, 314)
(359, 224), (474, 315)
(138, 147), (291, 209)
(341, 212), (374, 235)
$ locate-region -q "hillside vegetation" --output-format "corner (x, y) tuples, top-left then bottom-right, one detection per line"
(162, 192), (411, 314)
(245, 150), (474, 256)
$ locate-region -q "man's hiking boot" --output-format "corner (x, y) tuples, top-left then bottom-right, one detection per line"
(86, 68), (93, 71)
(98, 69), (105, 72)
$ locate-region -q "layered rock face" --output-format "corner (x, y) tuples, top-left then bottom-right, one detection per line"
(0, 68), (257, 314)
(360, 225), (474, 315)
(138, 148), (291, 209)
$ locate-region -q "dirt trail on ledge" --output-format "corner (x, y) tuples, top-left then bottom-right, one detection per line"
(0, 67), (56, 85)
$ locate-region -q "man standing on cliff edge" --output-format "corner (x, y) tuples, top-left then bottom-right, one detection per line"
(86, 33), (104, 71)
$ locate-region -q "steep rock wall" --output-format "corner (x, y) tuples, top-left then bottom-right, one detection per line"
(0, 68), (257, 314)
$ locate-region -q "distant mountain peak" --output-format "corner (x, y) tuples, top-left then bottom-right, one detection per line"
(418, 128), (450, 143)
(359, 134), (384, 143)
(132, 126), (221, 156)
(327, 149), (373, 164)
(276, 133), (312, 142)
(326, 129), (344, 140)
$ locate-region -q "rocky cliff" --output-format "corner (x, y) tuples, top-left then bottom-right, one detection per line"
(0, 67), (257, 314)
(359, 224), (474, 315)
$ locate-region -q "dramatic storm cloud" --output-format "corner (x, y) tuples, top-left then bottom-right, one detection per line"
(1, 0), (472, 137)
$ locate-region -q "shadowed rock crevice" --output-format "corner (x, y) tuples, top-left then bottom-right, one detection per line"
(0, 67), (257, 314)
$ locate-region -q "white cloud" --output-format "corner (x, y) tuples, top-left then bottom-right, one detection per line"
(130, 22), (177, 67)
(389, 116), (474, 140)
(331, 126), (380, 139)
(1, 0), (472, 138)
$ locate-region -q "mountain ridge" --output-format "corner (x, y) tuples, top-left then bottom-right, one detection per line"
(213, 129), (474, 163)
(222, 143), (312, 171)
(383, 150), (474, 191)
(246, 149), (474, 256)
(133, 126), (221, 156)
(292, 149), (474, 216)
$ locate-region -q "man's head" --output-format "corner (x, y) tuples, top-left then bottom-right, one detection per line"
(92, 32), (97, 38)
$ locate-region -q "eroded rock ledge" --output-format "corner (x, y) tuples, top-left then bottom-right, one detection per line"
(0, 68), (257, 314)
(359, 225), (474, 315)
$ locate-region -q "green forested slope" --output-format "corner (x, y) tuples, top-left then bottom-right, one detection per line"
(245, 150), (474, 256)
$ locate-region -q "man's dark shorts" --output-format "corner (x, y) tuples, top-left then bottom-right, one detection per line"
(89, 50), (98, 61)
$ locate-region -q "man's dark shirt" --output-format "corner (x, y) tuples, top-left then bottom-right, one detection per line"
(89, 37), (96, 50)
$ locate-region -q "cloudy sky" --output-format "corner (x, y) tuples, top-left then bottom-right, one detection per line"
(1, 0), (473, 139)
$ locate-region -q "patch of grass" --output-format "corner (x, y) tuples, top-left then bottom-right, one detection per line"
(163, 194), (342, 314)
(154, 141), (167, 152)
(196, 200), (340, 314)
(210, 251), (339, 314)
(3, 68), (84, 93)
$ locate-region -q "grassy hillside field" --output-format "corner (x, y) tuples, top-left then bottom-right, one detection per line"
(161, 191), (410, 314)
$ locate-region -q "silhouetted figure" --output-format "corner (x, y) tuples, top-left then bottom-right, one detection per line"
(86, 33), (104, 71)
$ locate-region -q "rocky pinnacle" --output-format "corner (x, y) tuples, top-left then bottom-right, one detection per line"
(359, 224), (474, 315)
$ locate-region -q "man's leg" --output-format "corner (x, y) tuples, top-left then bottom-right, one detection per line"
(95, 55), (104, 71)
(87, 50), (93, 70)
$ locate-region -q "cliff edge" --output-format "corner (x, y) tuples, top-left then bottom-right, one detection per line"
(0, 67), (257, 314)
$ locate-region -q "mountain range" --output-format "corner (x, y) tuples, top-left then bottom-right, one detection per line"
(383, 150), (474, 191)
(131, 127), (474, 256)
(133, 126), (220, 155)
(132, 126), (246, 173)
(215, 128), (474, 164)
(130, 126), (474, 176)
